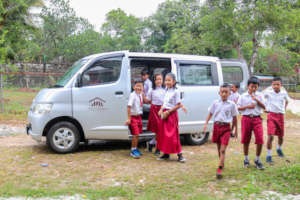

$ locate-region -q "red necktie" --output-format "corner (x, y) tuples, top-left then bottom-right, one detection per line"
(139, 95), (143, 107)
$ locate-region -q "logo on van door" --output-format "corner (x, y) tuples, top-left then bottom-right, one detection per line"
(89, 97), (106, 111)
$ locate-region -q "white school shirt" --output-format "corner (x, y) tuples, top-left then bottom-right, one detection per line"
(208, 99), (238, 123)
(143, 78), (153, 96)
(147, 87), (166, 106)
(128, 91), (143, 115)
(264, 89), (290, 114)
(229, 91), (240, 103)
(237, 91), (265, 116)
(162, 88), (181, 109)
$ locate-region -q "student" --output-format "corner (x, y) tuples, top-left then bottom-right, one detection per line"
(203, 83), (238, 179)
(237, 77), (266, 170)
(141, 70), (153, 96)
(229, 82), (240, 138)
(144, 73), (166, 155)
(229, 82), (240, 104)
(264, 77), (290, 164)
(125, 80), (144, 159)
(158, 73), (186, 163)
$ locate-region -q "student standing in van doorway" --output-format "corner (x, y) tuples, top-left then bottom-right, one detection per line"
(237, 77), (266, 170)
(229, 82), (241, 138)
(264, 77), (290, 164)
(141, 70), (152, 96)
(143, 74), (165, 155)
(158, 73), (186, 163)
(125, 80), (144, 159)
(203, 83), (238, 179)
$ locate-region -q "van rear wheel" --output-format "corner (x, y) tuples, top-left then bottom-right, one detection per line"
(46, 121), (80, 153)
(185, 132), (209, 145)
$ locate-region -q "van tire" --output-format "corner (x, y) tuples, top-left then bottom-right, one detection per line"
(46, 121), (80, 153)
(185, 132), (209, 145)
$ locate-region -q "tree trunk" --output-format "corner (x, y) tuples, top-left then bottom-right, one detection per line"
(249, 31), (259, 75)
(236, 43), (244, 60)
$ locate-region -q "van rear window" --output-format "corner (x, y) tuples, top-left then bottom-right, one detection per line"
(222, 66), (243, 84)
(178, 63), (213, 86)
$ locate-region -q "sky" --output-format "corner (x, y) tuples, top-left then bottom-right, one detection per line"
(68, 0), (166, 31)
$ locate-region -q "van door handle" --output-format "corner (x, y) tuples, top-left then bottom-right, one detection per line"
(115, 91), (124, 95)
(180, 91), (184, 99)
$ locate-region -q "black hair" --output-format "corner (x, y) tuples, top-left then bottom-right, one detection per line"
(141, 69), (150, 76)
(232, 82), (240, 89)
(273, 76), (282, 83)
(220, 83), (231, 90)
(152, 73), (164, 90)
(134, 79), (144, 85)
(247, 76), (260, 86)
(165, 72), (177, 89)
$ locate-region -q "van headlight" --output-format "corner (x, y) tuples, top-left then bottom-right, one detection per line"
(32, 103), (53, 115)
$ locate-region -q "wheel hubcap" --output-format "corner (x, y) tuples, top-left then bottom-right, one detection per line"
(191, 132), (205, 142)
(53, 128), (75, 150)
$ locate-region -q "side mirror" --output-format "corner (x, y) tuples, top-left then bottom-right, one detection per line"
(76, 74), (82, 87)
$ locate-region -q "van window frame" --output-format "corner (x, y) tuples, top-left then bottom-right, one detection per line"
(175, 60), (219, 86)
(80, 54), (125, 87)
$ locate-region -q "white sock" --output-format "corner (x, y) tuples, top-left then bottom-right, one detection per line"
(277, 145), (282, 150)
(255, 156), (260, 161)
(245, 155), (249, 161)
(267, 149), (272, 156)
(131, 147), (137, 151)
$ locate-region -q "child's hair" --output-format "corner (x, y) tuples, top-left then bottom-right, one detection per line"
(141, 69), (150, 76)
(134, 79), (144, 85)
(165, 72), (177, 88)
(152, 73), (164, 90)
(220, 83), (231, 90)
(232, 82), (240, 89)
(247, 76), (260, 86)
(273, 76), (282, 83)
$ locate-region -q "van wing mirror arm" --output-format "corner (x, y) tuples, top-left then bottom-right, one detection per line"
(76, 74), (82, 87)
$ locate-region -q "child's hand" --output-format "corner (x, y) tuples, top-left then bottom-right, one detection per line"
(182, 106), (187, 114)
(162, 110), (170, 120)
(125, 119), (131, 125)
(158, 110), (162, 116)
(203, 124), (207, 133)
(247, 103), (256, 109)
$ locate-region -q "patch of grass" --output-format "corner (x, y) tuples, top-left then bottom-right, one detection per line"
(289, 92), (300, 99)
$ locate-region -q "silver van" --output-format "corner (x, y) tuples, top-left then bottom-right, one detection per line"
(26, 51), (249, 153)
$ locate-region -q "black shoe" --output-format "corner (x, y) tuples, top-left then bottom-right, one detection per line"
(157, 154), (170, 160)
(266, 155), (274, 165)
(244, 159), (250, 168)
(230, 132), (235, 138)
(276, 148), (284, 157)
(177, 153), (186, 163)
(154, 149), (160, 155)
(254, 159), (265, 170)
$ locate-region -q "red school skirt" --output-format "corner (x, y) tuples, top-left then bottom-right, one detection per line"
(147, 104), (162, 149)
(160, 109), (182, 154)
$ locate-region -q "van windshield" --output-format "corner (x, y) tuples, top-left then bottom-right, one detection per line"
(54, 58), (89, 87)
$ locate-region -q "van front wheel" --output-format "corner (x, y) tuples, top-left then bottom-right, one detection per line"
(46, 121), (80, 153)
(185, 132), (209, 145)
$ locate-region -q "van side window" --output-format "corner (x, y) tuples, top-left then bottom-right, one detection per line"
(222, 66), (243, 84)
(82, 57), (122, 86)
(178, 63), (214, 85)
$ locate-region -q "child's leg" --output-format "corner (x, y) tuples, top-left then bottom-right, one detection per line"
(131, 135), (138, 149)
(217, 143), (221, 158)
(256, 144), (263, 157)
(219, 144), (227, 168)
(267, 135), (274, 150)
(278, 136), (283, 147)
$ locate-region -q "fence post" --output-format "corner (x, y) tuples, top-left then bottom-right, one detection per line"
(0, 73), (4, 113)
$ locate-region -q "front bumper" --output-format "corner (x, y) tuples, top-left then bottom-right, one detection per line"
(27, 110), (50, 142)
(26, 123), (42, 142)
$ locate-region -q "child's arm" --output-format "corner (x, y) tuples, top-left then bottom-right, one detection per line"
(125, 106), (131, 125)
(232, 116), (238, 138)
(252, 95), (265, 110)
(180, 104), (187, 114)
(238, 104), (256, 111)
(162, 103), (181, 119)
(203, 113), (213, 133)
(142, 93), (151, 104)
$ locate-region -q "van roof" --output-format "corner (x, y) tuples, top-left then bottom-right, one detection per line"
(83, 50), (219, 62)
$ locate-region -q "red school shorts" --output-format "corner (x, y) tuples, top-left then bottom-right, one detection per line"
(129, 115), (143, 135)
(212, 123), (231, 146)
(267, 112), (284, 137)
(241, 115), (264, 144)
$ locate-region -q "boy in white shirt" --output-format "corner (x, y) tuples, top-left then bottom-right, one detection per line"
(125, 80), (144, 158)
(237, 77), (266, 170)
(264, 77), (290, 164)
(229, 82), (241, 103)
(203, 83), (238, 179)
(141, 70), (152, 96)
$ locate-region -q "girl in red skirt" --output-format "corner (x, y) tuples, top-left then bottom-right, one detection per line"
(158, 73), (186, 163)
(144, 73), (166, 155)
